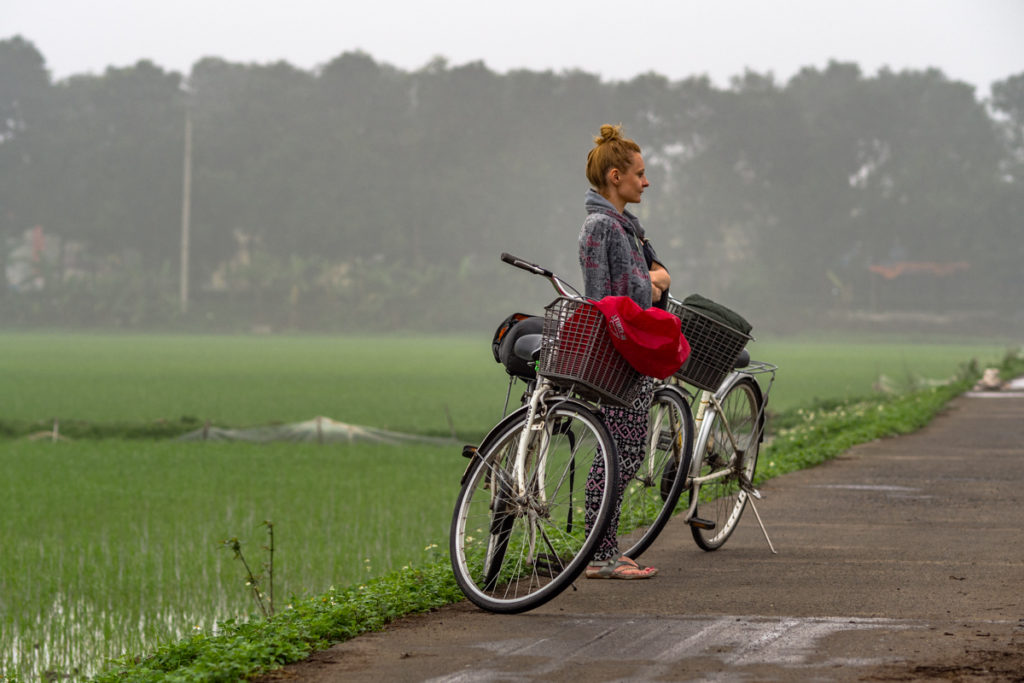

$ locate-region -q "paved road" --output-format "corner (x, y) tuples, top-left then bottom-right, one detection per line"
(263, 390), (1024, 682)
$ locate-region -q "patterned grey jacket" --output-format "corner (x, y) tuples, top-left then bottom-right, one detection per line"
(578, 188), (652, 308)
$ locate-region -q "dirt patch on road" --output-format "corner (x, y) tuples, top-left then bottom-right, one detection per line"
(863, 622), (1024, 682)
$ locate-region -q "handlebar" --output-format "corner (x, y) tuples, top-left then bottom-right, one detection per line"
(501, 252), (552, 277)
(500, 252), (582, 299)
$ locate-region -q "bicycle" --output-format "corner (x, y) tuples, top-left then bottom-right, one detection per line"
(450, 253), (647, 613)
(616, 296), (778, 557)
(450, 254), (775, 613)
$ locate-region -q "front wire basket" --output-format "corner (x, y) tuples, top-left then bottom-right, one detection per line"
(666, 297), (753, 392)
(538, 297), (641, 407)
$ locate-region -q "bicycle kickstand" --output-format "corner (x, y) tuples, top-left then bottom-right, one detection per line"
(740, 477), (777, 555)
(747, 497), (777, 554)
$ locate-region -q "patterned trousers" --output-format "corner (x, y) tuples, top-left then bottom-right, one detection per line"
(585, 377), (655, 562)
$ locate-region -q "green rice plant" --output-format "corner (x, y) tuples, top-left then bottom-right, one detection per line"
(0, 439), (465, 681)
(746, 338), (1008, 413)
(0, 333), (506, 439)
(0, 332), (1009, 440)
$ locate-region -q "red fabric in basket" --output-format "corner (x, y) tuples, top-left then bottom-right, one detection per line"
(592, 296), (691, 380)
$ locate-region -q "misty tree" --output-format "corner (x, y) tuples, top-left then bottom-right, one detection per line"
(0, 36), (1020, 331)
(988, 73), (1024, 304)
(0, 36), (50, 294)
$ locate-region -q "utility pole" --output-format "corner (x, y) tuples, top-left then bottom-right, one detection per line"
(179, 108), (193, 314)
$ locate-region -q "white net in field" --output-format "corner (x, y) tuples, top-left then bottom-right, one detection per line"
(176, 416), (453, 445)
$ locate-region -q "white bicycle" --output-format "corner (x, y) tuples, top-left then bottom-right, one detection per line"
(450, 254), (638, 613)
(617, 295), (777, 557)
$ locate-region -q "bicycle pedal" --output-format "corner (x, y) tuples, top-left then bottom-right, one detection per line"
(688, 516), (716, 530)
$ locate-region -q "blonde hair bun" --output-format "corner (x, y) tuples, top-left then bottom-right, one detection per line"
(594, 123), (624, 145)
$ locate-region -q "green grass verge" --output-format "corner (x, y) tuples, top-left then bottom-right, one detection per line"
(88, 350), (1024, 683)
(92, 564), (464, 683)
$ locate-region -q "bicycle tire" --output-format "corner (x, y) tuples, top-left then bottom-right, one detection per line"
(450, 400), (619, 613)
(617, 386), (694, 560)
(691, 374), (764, 551)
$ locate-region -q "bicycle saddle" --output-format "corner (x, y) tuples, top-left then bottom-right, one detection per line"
(513, 334), (542, 364)
(733, 348), (750, 368)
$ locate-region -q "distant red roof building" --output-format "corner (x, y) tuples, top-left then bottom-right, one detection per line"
(868, 261), (970, 280)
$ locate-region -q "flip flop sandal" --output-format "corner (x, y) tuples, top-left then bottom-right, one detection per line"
(585, 555), (658, 580)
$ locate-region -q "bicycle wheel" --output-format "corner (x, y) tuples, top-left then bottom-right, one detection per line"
(450, 401), (619, 613)
(691, 375), (763, 551)
(617, 386), (694, 560)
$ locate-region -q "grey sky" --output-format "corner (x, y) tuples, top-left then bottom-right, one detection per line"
(5, 0), (1024, 95)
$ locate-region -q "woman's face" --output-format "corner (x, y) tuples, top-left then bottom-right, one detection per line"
(614, 152), (649, 205)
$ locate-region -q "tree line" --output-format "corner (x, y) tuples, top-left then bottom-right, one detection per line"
(1, 35), (1022, 332)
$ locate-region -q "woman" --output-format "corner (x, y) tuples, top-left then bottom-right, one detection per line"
(579, 123), (670, 580)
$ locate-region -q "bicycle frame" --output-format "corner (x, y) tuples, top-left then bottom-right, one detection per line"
(514, 377), (553, 496)
(678, 384), (729, 519)
(674, 360), (778, 550)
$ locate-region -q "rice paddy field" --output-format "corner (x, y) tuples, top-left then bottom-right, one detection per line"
(0, 331), (1014, 681)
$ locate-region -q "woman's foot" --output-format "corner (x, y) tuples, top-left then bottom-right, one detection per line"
(585, 555), (658, 579)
